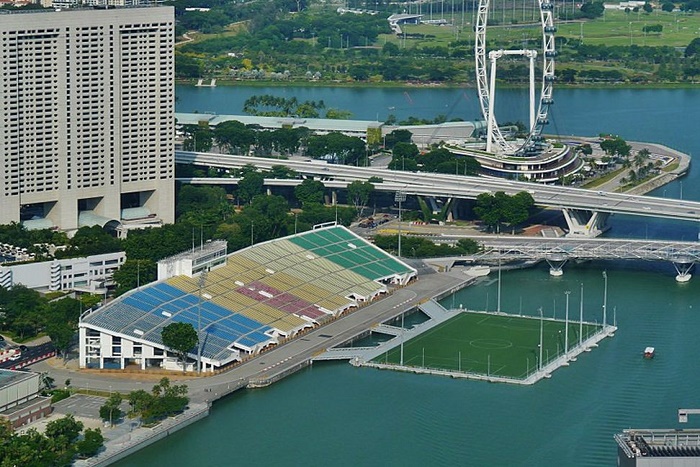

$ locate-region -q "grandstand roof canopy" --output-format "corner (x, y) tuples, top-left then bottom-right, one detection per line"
(81, 226), (416, 368)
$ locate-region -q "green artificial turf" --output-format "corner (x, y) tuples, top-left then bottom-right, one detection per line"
(373, 311), (601, 379)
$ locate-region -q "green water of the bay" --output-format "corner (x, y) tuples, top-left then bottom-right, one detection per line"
(113, 86), (700, 466)
(119, 265), (700, 466)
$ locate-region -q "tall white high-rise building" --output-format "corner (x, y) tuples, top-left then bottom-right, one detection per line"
(0, 7), (175, 234)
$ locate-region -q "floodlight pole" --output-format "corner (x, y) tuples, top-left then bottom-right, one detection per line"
(538, 307), (544, 372)
(564, 290), (570, 360)
(197, 270), (208, 374)
(395, 190), (406, 258)
(400, 311), (405, 366)
(579, 283), (584, 348)
(602, 271), (608, 330)
(497, 253), (502, 313)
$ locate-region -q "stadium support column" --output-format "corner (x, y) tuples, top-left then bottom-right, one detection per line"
(562, 208), (609, 238)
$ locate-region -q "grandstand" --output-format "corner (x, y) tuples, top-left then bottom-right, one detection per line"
(79, 225), (416, 372)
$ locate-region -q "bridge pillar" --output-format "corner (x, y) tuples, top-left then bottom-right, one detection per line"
(545, 253), (568, 276)
(331, 190), (337, 206)
(562, 208), (610, 238)
(672, 258), (694, 283)
(266, 187), (272, 196)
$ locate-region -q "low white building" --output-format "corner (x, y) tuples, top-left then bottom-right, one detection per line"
(157, 240), (227, 280)
(0, 251), (126, 293)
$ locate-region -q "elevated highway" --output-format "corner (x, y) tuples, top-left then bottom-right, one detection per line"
(435, 235), (700, 282)
(176, 151), (700, 237)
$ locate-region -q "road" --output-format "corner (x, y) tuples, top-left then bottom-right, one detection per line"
(0, 342), (55, 370)
(175, 151), (699, 223)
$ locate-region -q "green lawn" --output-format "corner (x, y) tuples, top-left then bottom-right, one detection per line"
(373, 311), (601, 380)
(381, 10), (700, 49)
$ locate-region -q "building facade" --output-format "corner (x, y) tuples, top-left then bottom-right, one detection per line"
(0, 251), (126, 293)
(0, 7), (175, 233)
(0, 370), (52, 429)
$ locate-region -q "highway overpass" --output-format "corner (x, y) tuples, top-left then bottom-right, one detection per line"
(176, 151), (700, 237)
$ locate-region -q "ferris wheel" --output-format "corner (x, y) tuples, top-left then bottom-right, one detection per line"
(474, 0), (556, 156)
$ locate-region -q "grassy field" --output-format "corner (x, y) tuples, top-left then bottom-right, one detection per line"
(383, 9), (700, 48)
(373, 311), (601, 380)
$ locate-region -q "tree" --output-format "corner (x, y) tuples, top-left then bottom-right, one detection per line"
(600, 136), (631, 158)
(139, 378), (189, 422)
(161, 322), (198, 373)
(112, 259), (157, 296)
(473, 191), (534, 233)
(54, 226), (121, 258)
(237, 170), (266, 204)
(76, 428), (104, 458)
(294, 179), (326, 205)
(325, 108), (353, 119)
(580, 1), (605, 18)
(686, 38), (700, 58)
(267, 165), (298, 179)
(643, 1), (653, 12)
(176, 185), (232, 225)
(389, 142), (419, 171)
(46, 322), (75, 360)
(99, 393), (123, 427)
(347, 181), (374, 218)
(383, 129), (413, 149)
(305, 132), (366, 165)
(578, 143), (593, 155)
(128, 389), (154, 416)
(213, 120), (256, 154)
(45, 414), (83, 464)
(45, 414), (83, 442)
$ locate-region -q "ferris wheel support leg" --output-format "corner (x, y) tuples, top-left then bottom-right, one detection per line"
(486, 56), (498, 154)
(562, 208), (610, 238)
(530, 54), (536, 133)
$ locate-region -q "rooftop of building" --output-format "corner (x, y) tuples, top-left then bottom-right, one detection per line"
(0, 369), (35, 389)
(176, 113), (381, 132)
(616, 429), (700, 459)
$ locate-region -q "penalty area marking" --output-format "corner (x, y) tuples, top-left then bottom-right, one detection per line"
(469, 339), (513, 350)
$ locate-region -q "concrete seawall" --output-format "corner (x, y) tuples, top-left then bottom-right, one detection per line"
(247, 359), (312, 388)
(77, 403), (210, 467)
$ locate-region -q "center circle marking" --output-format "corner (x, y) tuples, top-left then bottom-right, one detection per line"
(469, 339), (513, 350)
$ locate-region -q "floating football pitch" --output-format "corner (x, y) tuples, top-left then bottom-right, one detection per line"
(372, 311), (602, 380)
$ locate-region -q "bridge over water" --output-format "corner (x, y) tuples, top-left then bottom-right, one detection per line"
(434, 235), (700, 282)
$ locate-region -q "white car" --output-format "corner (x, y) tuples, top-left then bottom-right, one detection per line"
(8, 352), (21, 361)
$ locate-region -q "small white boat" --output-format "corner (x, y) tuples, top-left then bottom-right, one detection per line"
(643, 347), (655, 359)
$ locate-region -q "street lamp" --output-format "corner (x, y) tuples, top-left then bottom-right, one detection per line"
(395, 190), (406, 257)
